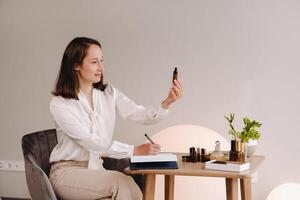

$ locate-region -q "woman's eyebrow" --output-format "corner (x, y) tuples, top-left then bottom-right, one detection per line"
(91, 56), (103, 61)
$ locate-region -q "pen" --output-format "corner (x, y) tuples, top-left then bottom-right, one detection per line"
(144, 133), (155, 144)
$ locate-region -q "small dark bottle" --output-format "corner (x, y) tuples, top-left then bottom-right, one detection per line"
(229, 140), (238, 161)
(173, 67), (178, 81)
(190, 147), (196, 163)
(201, 148), (209, 162)
(196, 147), (201, 162)
(182, 155), (192, 162)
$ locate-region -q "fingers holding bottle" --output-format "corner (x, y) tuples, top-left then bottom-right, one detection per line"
(172, 79), (183, 99)
(162, 79), (183, 109)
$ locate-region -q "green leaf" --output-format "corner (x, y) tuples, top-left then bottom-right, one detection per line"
(225, 113), (262, 142)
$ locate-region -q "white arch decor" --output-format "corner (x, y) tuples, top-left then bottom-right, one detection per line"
(150, 124), (230, 200)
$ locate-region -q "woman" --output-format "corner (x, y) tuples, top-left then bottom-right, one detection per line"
(49, 37), (182, 200)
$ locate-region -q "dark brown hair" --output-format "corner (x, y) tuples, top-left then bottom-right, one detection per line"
(52, 37), (107, 99)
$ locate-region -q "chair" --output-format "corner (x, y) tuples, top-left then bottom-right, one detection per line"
(22, 129), (142, 200)
(150, 124), (231, 200)
(22, 129), (58, 200)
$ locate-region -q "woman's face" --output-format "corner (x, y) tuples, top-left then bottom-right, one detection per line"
(75, 44), (104, 85)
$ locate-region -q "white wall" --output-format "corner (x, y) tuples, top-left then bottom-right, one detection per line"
(1, 0), (300, 199)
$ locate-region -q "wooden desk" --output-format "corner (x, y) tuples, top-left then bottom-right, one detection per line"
(126, 154), (265, 200)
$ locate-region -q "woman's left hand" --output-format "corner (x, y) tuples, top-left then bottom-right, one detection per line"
(161, 79), (183, 109)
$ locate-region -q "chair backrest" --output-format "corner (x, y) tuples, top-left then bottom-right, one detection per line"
(22, 129), (58, 200)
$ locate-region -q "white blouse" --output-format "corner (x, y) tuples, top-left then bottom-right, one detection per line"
(49, 84), (168, 169)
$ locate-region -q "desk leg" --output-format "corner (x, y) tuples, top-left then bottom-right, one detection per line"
(240, 178), (252, 200)
(225, 178), (238, 200)
(165, 175), (175, 200)
(143, 174), (156, 200)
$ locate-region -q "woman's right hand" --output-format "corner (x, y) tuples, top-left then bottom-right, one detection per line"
(133, 143), (161, 155)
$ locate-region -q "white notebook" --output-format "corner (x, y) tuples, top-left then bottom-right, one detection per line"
(130, 153), (178, 163)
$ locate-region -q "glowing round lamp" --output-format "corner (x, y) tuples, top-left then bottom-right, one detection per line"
(266, 183), (300, 200)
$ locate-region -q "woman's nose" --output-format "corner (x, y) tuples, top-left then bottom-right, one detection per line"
(98, 61), (104, 70)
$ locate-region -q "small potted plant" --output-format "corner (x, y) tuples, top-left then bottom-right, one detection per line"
(225, 113), (262, 157)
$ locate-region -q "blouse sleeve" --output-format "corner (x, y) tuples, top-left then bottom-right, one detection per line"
(114, 88), (169, 125)
(50, 98), (111, 154)
(101, 141), (134, 158)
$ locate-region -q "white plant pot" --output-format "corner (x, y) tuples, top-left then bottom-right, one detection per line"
(246, 139), (258, 157)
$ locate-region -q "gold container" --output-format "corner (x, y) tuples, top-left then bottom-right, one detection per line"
(236, 141), (245, 152)
(236, 141), (246, 162)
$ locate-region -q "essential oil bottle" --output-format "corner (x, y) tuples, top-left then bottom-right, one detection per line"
(210, 141), (224, 161)
(230, 140), (238, 161)
(201, 148), (209, 162)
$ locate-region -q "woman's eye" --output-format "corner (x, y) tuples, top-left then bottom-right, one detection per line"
(92, 61), (97, 64)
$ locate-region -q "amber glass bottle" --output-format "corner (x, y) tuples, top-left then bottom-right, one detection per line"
(229, 140), (238, 161)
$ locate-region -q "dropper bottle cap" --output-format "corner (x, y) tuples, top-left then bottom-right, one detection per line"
(215, 141), (221, 151)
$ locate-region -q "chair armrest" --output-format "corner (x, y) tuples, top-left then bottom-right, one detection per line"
(101, 157), (144, 191)
(24, 155), (58, 200)
(102, 157), (130, 172)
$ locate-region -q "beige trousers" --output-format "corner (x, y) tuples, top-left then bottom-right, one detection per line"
(49, 161), (142, 200)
